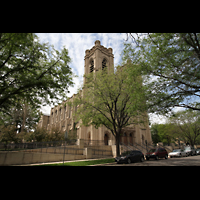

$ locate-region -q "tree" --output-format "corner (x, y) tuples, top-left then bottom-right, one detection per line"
(28, 127), (48, 142)
(150, 124), (161, 144)
(69, 64), (147, 157)
(0, 125), (21, 145)
(0, 99), (41, 138)
(0, 33), (74, 114)
(169, 110), (200, 147)
(151, 123), (173, 145)
(124, 33), (200, 114)
(45, 127), (65, 141)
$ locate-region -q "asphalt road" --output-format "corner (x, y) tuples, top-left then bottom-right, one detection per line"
(103, 155), (200, 166)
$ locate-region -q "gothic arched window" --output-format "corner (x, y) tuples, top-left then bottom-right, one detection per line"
(102, 58), (107, 70)
(90, 59), (94, 73)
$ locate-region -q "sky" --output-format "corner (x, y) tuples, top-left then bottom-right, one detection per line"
(35, 33), (167, 125)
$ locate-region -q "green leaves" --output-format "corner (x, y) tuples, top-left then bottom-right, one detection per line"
(0, 33), (74, 113)
(70, 63), (147, 138)
(124, 33), (200, 114)
(169, 109), (200, 146)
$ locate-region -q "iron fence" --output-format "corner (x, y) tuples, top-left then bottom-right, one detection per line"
(0, 139), (114, 165)
(0, 139), (77, 152)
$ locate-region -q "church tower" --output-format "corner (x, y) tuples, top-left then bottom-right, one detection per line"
(84, 40), (114, 84)
(38, 39), (152, 148)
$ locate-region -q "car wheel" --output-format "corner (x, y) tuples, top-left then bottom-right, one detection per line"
(140, 156), (144, 162)
(127, 158), (131, 164)
(165, 154), (168, 159)
(155, 155), (159, 160)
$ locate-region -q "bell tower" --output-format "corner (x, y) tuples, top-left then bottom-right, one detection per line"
(84, 40), (114, 84)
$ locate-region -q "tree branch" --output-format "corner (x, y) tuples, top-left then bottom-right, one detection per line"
(174, 104), (200, 111)
(193, 33), (200, 52)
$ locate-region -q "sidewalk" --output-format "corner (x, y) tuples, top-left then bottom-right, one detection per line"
(13, 157), (114, 166)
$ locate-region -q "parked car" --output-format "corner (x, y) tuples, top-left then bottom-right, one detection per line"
(168, 149), (188, 158)
(115, 150), (144, 164)
(196, 148), (200, 155)
(146, 148), (168, 160)
(184, 146), (197, 156)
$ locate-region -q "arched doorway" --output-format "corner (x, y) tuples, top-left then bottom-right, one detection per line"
(124, 133), (128, 145)
(129, 133), (133, 145)
(87, 132), (91, 145)
(104, 133), (109, 145)
(142, 135), (145, 145)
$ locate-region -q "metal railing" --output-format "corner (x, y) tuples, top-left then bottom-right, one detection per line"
(0, 140), (78, 153)
(119, 142), (159, 155)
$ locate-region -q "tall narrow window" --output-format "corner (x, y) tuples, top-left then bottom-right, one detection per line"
(59, 108), (61, 120)
(55, 110), (57, 122)
(90, 59), (94, 73)
(69, 106), (71, 118)
(102, 58), (107, 70)
(63, 106), (66, 119)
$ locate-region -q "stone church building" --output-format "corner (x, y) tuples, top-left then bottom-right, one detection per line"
(38, 40), (152, 146)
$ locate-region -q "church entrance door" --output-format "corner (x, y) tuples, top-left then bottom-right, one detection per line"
(124, 133), (128, 145)
(104, 134), (108, 145)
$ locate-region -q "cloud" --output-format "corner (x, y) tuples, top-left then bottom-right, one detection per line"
(37, 33), (127, 115)
(36, 33), (170, 126)
(149, 113), (168, 125)
(37, 33), (126, 83)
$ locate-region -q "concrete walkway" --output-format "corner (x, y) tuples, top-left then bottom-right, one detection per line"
(13, 157), (114, 166)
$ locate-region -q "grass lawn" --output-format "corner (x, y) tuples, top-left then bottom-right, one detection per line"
(36, 158), (115, 166)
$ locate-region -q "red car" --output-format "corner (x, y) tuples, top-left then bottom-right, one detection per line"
(146, 148), (168, 160)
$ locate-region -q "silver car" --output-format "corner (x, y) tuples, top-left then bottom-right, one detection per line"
(169, 149), (188, 158)
(196, 148), (200, 155)
(184, 146), (197, 156)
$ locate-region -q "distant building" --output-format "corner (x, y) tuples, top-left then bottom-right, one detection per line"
(38, 40), (152, 146)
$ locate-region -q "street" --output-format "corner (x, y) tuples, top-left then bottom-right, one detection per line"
(103, 155), (200, 166)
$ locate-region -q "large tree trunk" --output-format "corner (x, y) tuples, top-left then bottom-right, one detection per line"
(116, 133), (120, 157)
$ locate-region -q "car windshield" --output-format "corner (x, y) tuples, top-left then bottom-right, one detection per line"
(149, 149), (156, 153)
(173, 149), (181, 152)
(185, 147), (191, 150)
(121, 151), (131, 156)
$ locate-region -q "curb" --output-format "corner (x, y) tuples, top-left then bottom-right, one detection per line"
(89, 162), (116, 166)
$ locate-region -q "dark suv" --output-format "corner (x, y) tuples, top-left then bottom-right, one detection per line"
(115, 150), (144, 164)
(146, 148), (168, 160)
